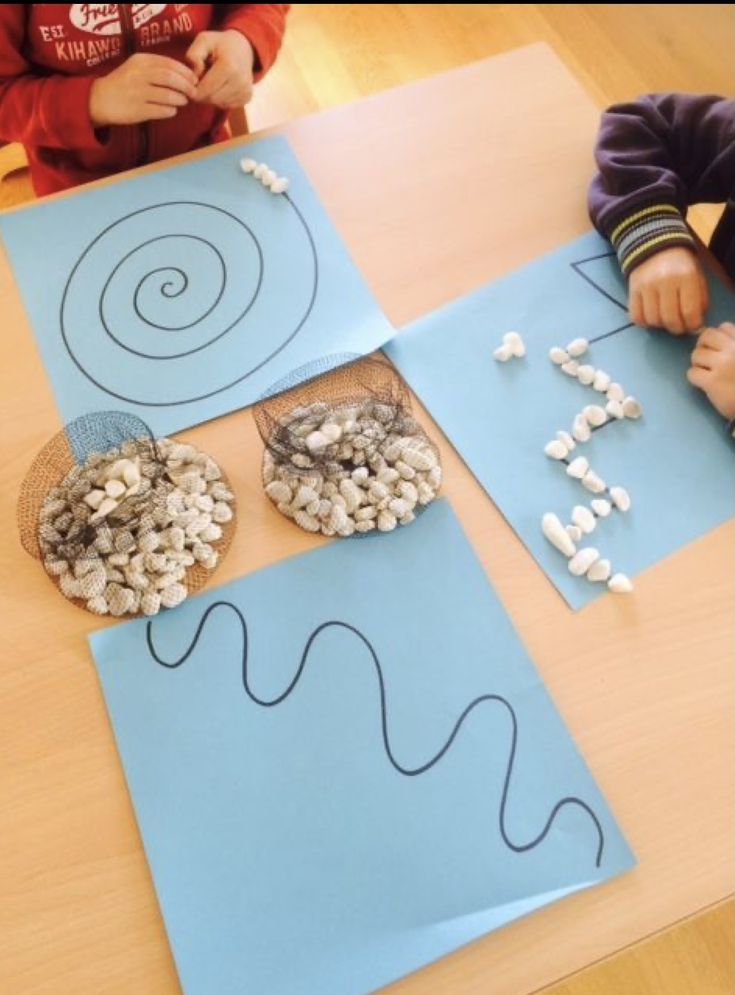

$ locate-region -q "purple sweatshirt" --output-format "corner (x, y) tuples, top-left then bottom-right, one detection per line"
(588, 93), (735, 279)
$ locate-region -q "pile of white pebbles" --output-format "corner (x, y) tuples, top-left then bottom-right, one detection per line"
(263, 400), (442, 537)
(38, 438), (234, 616)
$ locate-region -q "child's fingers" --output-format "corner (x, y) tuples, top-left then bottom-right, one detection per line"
(690, 344), (717, 369)
(717, 321), (735, 340)
(195, 61), (229, 103)
(680, 272), (706, 331)
(149, 67), (197, 98)
(698, 326), (733, 351)
(186, 33), (216, 78)
(660, 283), (685, 334)
(629, 289), (644, 327)
(144, 54), (199, 87)
(143, 103), (179, 120)
(146, 86), (189, 108)
(641, 287), (661, 329)
(686, 364), (711, 389)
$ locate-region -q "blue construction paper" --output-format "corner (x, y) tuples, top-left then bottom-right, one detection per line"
(386, 232), (735, 609)
(0, 136), (395, 436)
(90, 500), (634, 995)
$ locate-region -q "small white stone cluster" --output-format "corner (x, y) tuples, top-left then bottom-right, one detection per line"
(493, 330), (526, 362)
(542, 336), (642, 594)
(38, 438), (234, 616)
(263, 400), (442, 536)
(239, 156), (289, 194)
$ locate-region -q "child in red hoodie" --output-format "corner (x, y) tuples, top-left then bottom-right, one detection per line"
(0, 4), (289, 195)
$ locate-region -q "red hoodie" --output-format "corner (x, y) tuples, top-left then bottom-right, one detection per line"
(0, 4), (289, 194)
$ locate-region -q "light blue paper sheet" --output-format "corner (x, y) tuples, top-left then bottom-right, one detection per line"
(0, 136), (394, 436)
(90, 501), (634, 995)
(386, 232), (735, 608)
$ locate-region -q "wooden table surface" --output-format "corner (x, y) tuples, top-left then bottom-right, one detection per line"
(1, 44), (732, 995)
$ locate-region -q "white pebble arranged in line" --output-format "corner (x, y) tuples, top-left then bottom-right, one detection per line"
(542, 512), (577, 557)
(608, 572), (634, 593)
(264, 399), (441, 537)
(39, 438), (235, 617)
(239, 156), (289, 195)
(494, 330), (526, 362)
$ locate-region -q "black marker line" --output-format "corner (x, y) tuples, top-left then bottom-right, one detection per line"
(570, 252), (627, 313)
(59, 196), (319, 407)
(146, 601), (605, 867)
(588, 321), (635, 345)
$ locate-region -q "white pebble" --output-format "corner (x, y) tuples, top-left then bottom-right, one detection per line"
(388, 498), (410, 518)
(576, 364), (596, 386)
(572, 505), (596, 534)
(377, 510), (397, 532)
(556, 430), (576, 451)
(566, 524), (582, 543)
(583, 404), (607, 427)
(622, 396), (643, 419)
(587, 559), (612, 582)
(568, 547), (600, 576)
(321, 422), (343, 444)
(541, 512), (576, 557)
(294, 485), (319, 509)
(608, 573), (634, 594)
(212, 502), (233, 524)
(84, 489), (106, 510)
(141, 591), (162, 616)
(253, 162), (267, 179)
(609, 485), (631, 512)
(606, 382), (625, 402)
(494, 344), (513, 362)
(549, 346), (569, 365)
(87, 596), (109, 615)
(591, 498), (611, 517)
(544, 440), (568, 460)
(566, 456), (589, 479)
(606, 399), (624, 419)
(269, 176), (289, 194)
(567, 337), (588, 357)
(306, 430), (329, 452)
(91, 496), (118, 522)
(261, 167), (277, 187)
(582, 470), (607, 494)
(265, 481), (292, 504)
(240, 157), (257, 174)
(160, 583), (188, 609)
(572, 415), (591, 443)
(123, 462), (141, 488)
(503, 330), (526, 357)
(561, 360), (579, 377)
(593, 370), (611, 392)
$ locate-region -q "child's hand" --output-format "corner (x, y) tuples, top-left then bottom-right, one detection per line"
(628, 247), (709, 335)
(687, 323), (735, 420)
(89, 53), (198, 127)
(187, 30), (255, 109)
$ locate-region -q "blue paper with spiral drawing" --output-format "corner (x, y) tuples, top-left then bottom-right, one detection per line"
(90, 500), (634, 995)
(0, 136), (394, 436)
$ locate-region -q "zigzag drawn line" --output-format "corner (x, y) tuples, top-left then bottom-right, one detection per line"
(146, 601), (605, 867)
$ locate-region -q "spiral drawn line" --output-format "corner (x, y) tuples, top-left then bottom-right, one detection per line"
(146, 601), (605, 867)
(60, 197), (319, 406)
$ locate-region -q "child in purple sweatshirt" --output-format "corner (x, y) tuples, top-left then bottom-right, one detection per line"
(588, 93), (735, 429)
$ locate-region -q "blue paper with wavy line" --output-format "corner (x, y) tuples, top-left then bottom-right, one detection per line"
(386, 231), (735, 609)
(0, 135), (394, 436)
(90, 501), (634, 995)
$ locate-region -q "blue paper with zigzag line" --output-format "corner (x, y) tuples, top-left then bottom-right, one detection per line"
(90, 500), (634, 995)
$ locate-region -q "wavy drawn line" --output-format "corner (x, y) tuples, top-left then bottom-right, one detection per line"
(146, 600), (605, 867)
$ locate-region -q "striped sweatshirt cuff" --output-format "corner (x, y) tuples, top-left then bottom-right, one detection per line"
(609, 204), (695, 276)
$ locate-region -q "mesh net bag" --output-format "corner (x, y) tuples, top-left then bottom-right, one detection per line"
(17, 411), (236, 616)
(253, 354), (442, 538)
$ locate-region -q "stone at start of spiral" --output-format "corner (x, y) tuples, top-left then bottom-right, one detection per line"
(550, 346), (569, 365)
(542, 512), (576, 557)
(503, 330), (526, 357)
(240, 157), (257, 173)
(544, 439), (568, 460)
(568, 546), (600, 576)
(566, 456), (589, 479)
(269, 176), (289, 194)
(608, 572), (634, 593)
(566, 337), (588, 357)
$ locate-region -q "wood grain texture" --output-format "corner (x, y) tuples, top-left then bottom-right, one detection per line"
(1, 9), (733, 995)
